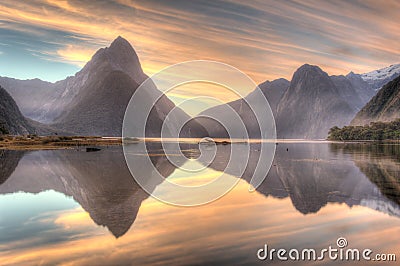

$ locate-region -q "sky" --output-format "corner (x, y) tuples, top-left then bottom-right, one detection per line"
(0, 0), (399, 84)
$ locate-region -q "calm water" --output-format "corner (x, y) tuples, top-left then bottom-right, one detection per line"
(0, 142), (399, 265)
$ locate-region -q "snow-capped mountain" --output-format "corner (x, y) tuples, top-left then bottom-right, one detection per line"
(360, 63), (400, 90)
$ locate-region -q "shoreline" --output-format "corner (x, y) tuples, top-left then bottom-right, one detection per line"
(1, 135), (399, 150)
(0, 136), (121, 150)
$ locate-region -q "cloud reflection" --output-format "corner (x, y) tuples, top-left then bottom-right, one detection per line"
(1, 180), (400, 266)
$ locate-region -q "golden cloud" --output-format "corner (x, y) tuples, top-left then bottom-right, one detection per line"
(0, 0), (399, 94)
(56, 45), (96, 67)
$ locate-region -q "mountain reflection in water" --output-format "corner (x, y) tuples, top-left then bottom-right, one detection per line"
(0, 142), (399, 239)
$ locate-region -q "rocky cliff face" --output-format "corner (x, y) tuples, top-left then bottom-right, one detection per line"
(351, 75), (400, 125)
(276, 64), (356, 139)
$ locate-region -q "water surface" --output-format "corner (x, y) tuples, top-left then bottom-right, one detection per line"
(0, 142), (399, 265)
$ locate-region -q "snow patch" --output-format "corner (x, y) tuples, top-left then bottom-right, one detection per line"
(361, 64), (400, 82)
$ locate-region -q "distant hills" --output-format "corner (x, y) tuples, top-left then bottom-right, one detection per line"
(0, 36), (399, 138)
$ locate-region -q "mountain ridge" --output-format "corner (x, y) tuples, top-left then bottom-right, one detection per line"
(1, 36), (399, 138)
(351, 75), (400, 125)
(196, 63), (400, 139)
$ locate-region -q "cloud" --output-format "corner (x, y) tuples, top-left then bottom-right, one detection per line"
(0, 0), (399, 86)
(56, 44), (95, 67)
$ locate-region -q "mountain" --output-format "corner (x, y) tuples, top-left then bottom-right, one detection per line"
(195, 78), (289, 138)
(275, 64), (356, 139)
(345, 71), (377, 106)
(257, 78), (290, 113)
(351, 75), (400, 125)
(2, 37), (206, 137)
(360, 63), (400, 91)
(2, 40), (398, 138)
(0, 72), (108, 124)
(0, 77), (58, 123)
(0, 85), (64, 135)
(0, 37), (148, 124)
(51, 36), (206, 137)
(196, 63), (400, 139)
(330, 74), (367, 110)
(52, 70), (140, 136)
(0, 85), (38, 135)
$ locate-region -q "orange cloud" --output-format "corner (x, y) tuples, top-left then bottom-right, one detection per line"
(0, 0), (399, 93)
(56, 45), (96, 67)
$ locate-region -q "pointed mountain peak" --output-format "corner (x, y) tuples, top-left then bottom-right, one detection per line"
(346, 71), (364, 81)
(81, 36), (146, 84)
(109, 36), (133, 50)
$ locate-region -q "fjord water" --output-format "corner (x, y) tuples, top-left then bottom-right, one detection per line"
(0, 142), (399, 265)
